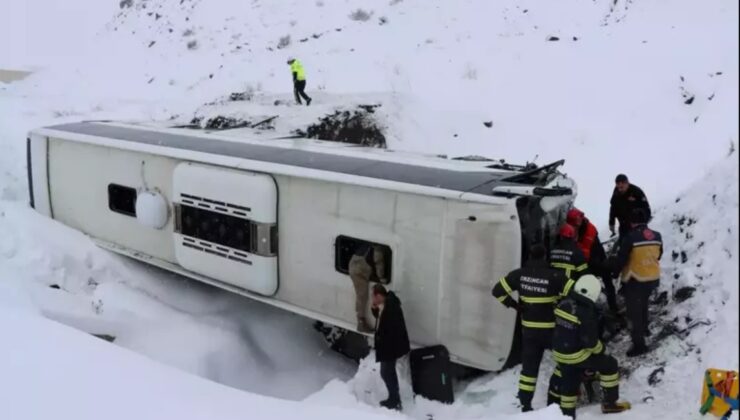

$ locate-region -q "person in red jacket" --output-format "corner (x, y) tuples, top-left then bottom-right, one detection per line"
(566, 208), (618, 314)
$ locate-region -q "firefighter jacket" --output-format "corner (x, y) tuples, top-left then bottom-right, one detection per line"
(492, 259), (573, 329)
(550, 238), (589, 279)
(615, 224), (663, 283)
(552, 293), (605, 365)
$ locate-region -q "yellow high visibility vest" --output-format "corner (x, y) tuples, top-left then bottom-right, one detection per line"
(290, 60), (306, 81)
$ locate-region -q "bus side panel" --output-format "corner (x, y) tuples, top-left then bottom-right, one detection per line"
(47, 137), (179, 263)
(391, 193), (446, 342)
(275, 176), (445, 345)
(439, 201), (520, 370)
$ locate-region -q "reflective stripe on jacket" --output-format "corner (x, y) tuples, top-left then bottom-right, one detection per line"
(492, 259), (570, 329)
(552, 294), (604, 365)
(550, 238), (588, 279)
(616, 224), (663, 282)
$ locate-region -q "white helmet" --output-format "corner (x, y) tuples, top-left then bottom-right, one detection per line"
(574, 274), (602, 303)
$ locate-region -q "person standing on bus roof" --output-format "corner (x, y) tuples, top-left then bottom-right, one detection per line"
(286, 57), (312, 106)
(371, 284), (410, 411)
(349, 243), (387, 333)
(492, 244), (571, 412)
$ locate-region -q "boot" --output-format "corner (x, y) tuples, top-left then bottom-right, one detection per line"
(306, 97), (312, 106)
(357, 317), (374, 333)
(520, 404), (533, 413)
(602, 401), (631, 414)
(626, 345), (649, 358)
(380, 399), (402, 410)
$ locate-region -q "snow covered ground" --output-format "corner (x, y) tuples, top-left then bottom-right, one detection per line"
(0, 0), (737, 419)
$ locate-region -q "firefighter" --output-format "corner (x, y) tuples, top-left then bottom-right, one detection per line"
(286, 57), (312, 105)
(550, 224), (589, 281)
(349, 243), (388, 333)
(612, 208), (663, 357)
(553, 275), (632, 418)
(492, 244), (572, 412)
(609, 174), (651, 238)
(566, 208), (618, 314)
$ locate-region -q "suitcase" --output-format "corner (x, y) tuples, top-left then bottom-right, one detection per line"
(409, 345), (454, 404)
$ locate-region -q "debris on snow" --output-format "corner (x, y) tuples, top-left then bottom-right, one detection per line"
(647, 366), (665, 386)
(349, 9), (373, 22)
(673, 286), (696, 303)
(294, 106), (386, 147)
(277, 35), (291, 49)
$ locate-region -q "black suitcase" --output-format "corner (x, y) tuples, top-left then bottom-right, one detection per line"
(409, 345), (454, 404)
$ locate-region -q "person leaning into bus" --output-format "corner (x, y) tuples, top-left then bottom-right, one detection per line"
(349, 244), (387, 333)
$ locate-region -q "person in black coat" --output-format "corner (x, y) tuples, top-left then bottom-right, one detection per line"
(609, 174), (651, 238)
(371, 284), (410, 410)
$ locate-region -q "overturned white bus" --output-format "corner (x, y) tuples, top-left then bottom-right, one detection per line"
(27, 121), (575, 371)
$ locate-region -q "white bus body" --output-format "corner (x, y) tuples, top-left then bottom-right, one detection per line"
(27, 121), (575, 371)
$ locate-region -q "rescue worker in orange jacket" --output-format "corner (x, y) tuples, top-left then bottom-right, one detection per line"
(567, 208), (618, 313)
(611, 208), (663, 357)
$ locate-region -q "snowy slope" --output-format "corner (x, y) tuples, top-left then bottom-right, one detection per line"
(0, 0), (738, 419)
(0, 200), (356, 400)
(2, 0), (737, 218)
(0, 303), (430, 420)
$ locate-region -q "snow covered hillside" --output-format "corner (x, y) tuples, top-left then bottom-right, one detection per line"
(0, 0), (738, 419)
(3, 0), (738, 217)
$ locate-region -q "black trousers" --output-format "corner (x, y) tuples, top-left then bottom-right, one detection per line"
(559, 353), (620, 418)
(599, 269), (619, 313)
(617, 222), (630, 239)
(380, 359), (400, 403)
(519, 329), (560, 409)
(624, 280), (658, 349)
(294, 80), (311, 104)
